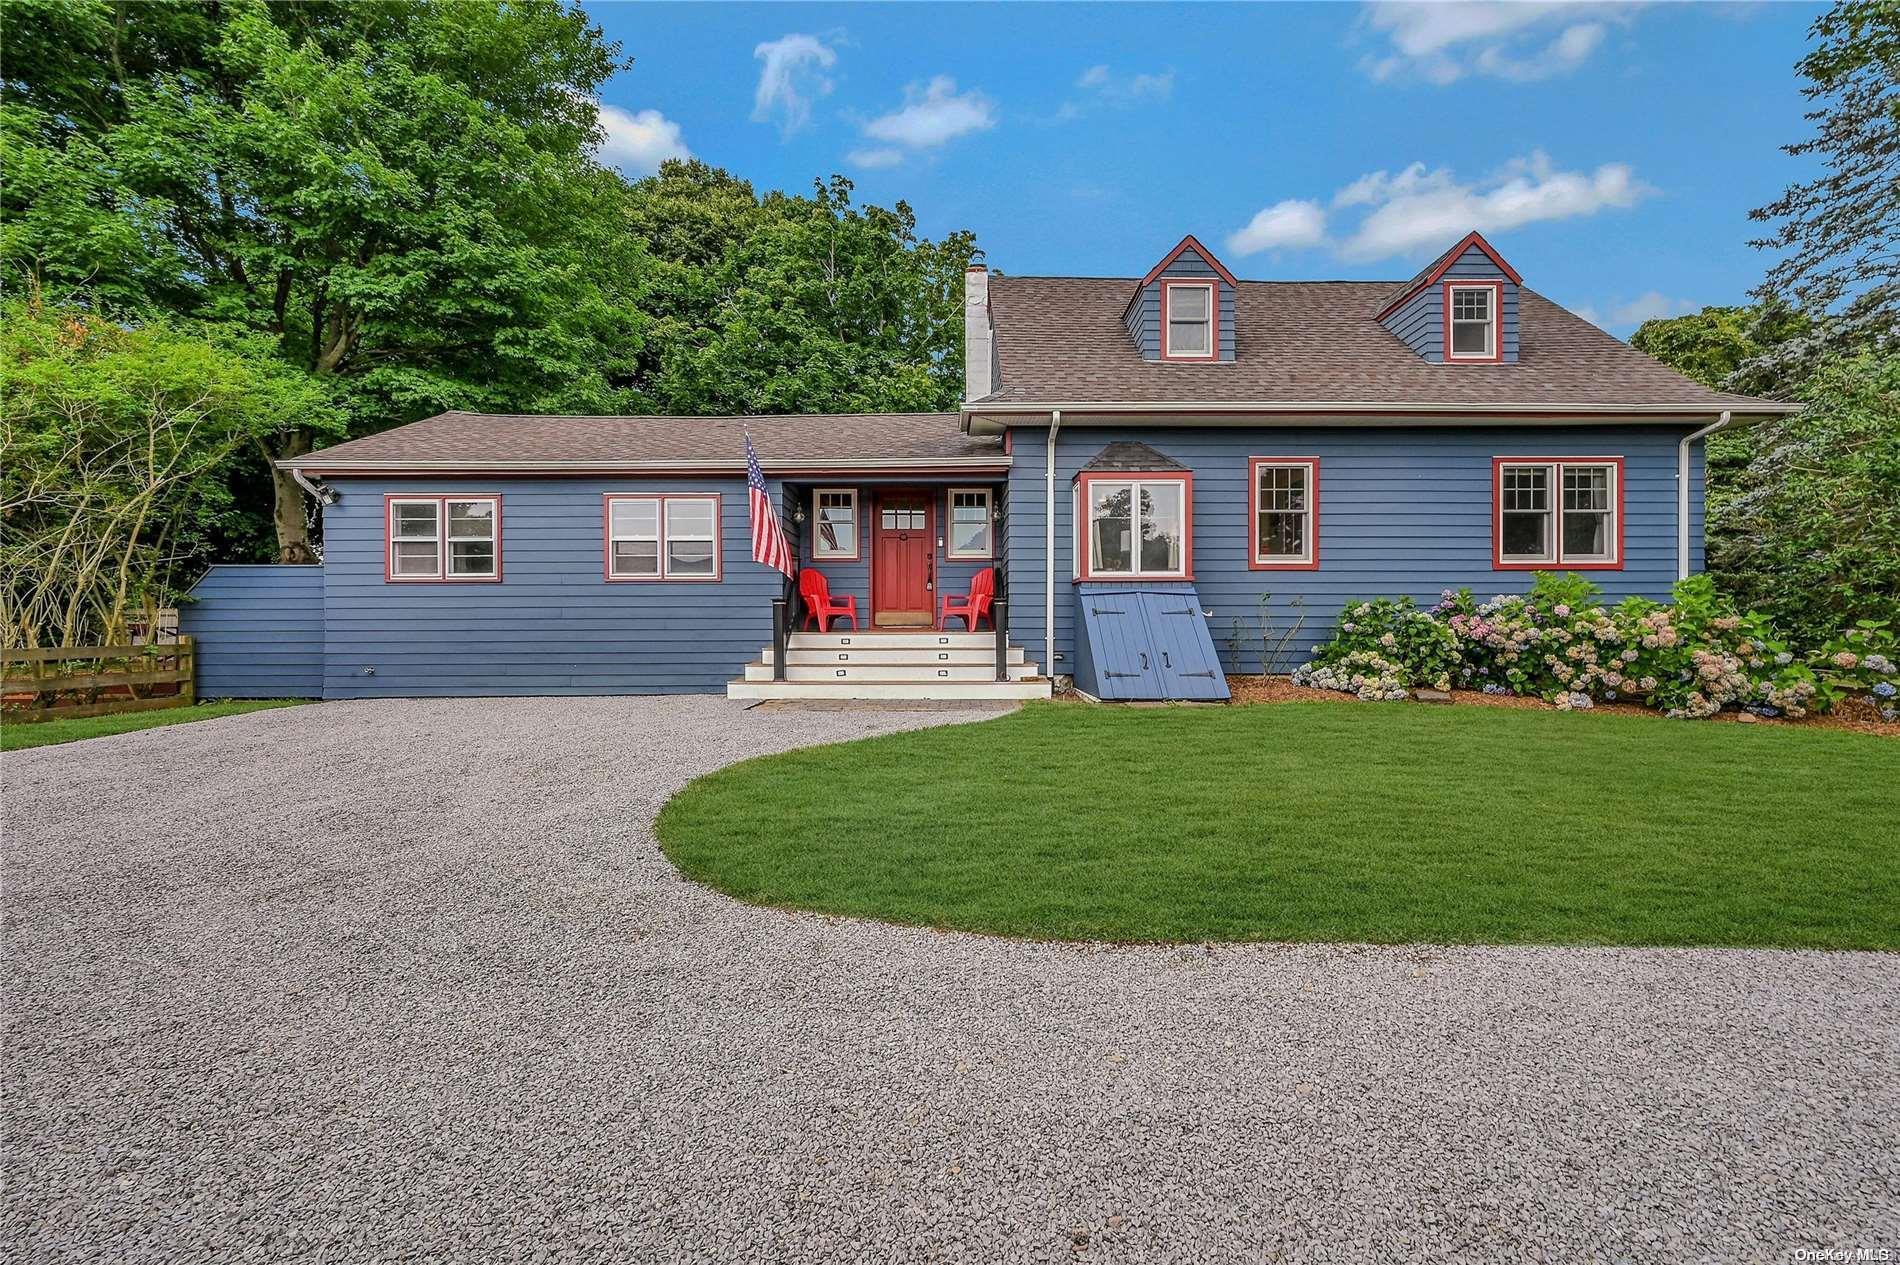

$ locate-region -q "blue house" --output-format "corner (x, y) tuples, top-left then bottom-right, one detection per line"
(182, 231), (1795, 703)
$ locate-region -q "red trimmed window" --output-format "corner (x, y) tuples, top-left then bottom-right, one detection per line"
(604, 494), (722, 581)
(1248, 458), (1319, 569)
(1076, 472), (1192, 580)
(946, 488), (993, 560)
(386, 495), (500, 582)
(1493, 458), (1623, 570)
(811, 488), (859, 561)
(1160, 280), (1217, 361)
(1445, 281), (1502, 362)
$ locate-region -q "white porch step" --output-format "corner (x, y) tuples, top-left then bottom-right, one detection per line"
(744, 659), (1040, 683)
(787, 630), (996, 650)
(767, 644), (1025, 666)
(727, 678), (1052, 702)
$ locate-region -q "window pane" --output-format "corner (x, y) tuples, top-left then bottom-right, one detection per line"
(668, 539), (715, 576)
(1502, 512), (1549, 558)
(613, 540), (659, 576)
(392, 502), (439, 539)
(1453, 289), (1490, 321)
(1258, 465), (1306, 512)
(1564, 466), (1610, 511)
(1563, 510), (1610, 558)
(1090, 482), (1133, 573)
(447, 500), (494, 539)
(392, 539), (439, 576)
(610, 498), (658, 540)
(951, 519), (989, 555)
(448, 540), (495, 576)
(665, 498), (715, 539)
(1170, 286), (1210, 319)
(1258, 512), (1305, 559)
(1503, 467), (1548, 512)
(1139, 482), (1184, 573)
(1452, 320), (1490, 354)
(815, 493), (855, 556)
(1168, 321), (1209, 354)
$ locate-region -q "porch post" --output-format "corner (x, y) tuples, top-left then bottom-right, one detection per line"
(993, 599), (1008, 682)
(771, 596), (788, 682)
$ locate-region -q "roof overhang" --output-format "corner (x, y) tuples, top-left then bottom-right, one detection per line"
(959, 399), (1801, 435)
(281, 457), (1012, 477)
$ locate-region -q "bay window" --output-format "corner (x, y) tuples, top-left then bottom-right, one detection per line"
(605, 494), (722, 580)
(386, 496), (500, 581)
(1494, 458), (1621, 569)
(1079, 474), (1191, 579)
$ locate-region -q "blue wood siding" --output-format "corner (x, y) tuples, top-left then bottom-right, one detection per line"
(791, 484), (1000, 628)
(1126, 245), (1237, 362)
(319, 477), (779, 697)
(178, 565), (324, 698)
(1380, 244), (1520, 363)
(1004, 424), (1705, 679)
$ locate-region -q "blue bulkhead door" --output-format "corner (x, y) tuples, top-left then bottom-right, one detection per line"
(1136, 591), (1230, 701)
(1076, 590), (1164, 699)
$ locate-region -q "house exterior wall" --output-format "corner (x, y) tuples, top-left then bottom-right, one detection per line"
(318, 476), (782, 697)
(1380, 244), (1521, 363)
(1126, 245), (1237, 362)
(1004, 424), (1704, 679)
(178, 564), (325, 698)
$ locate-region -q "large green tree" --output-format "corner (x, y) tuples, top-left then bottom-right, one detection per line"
(4, 0), (647, 560)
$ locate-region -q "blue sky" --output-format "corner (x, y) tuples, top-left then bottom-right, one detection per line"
(582, 2), (1823, 335)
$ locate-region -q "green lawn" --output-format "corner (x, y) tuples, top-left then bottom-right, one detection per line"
(1, 699), (307, 751)
(658, 702), (1900, 949)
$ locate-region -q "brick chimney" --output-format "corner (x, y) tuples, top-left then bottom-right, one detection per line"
(963, 264), (992, 403)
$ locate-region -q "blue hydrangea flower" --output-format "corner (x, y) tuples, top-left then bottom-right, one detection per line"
(1875, 681), (1897, 698)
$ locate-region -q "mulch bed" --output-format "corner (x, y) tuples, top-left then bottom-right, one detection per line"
(1223, 675), (1900, 738)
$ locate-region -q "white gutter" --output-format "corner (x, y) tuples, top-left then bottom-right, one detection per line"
(280, 456), (1010, 474)
(1045, 409), (1061, 679)
(1678, 409), (1731, 581)
(962, 399), (1801, 417)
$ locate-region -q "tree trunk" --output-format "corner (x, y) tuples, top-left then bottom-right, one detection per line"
(269, 428), (318, 564)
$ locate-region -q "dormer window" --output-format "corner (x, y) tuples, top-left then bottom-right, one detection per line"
(1162, 281), (1217, 360)
(1446, 282), (1501, 362)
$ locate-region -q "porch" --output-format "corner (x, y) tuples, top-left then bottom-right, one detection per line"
(728, 479), (1050, 701)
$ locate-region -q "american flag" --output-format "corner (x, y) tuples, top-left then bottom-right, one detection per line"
(745, 431), (794, 576)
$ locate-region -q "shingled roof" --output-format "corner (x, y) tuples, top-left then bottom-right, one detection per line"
(976, 276), (1790, 415)
(291, 411), (1002, 473)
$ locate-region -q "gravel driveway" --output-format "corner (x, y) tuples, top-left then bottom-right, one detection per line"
(4, 697), (1896, 1263)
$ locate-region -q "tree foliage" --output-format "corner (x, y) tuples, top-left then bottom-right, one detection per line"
(0, 293), (332, 647)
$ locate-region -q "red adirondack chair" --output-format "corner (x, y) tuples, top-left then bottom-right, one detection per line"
(798, 569), (859, 631)
(939, 567), (996, 631)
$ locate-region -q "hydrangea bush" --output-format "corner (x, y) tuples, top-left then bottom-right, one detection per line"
(1292, 573), (1898, 721)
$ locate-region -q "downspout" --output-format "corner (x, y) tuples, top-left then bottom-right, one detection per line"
(1677, 410), (1730, 581)
(1045, 409), (1061, 678)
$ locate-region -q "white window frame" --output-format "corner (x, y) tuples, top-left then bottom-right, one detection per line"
(945, 487), (993, 560)
(604, 493), (722, 582)
(1161, 280), (1217, 361)
(1249, 458), (1318, 567)
(1078, 474), (1191, 580)
(386, 495), (500, 583)
(1495, 459), (1620, 568)
(1446, 282), (1500, 361)
(810, 487), (859, 561)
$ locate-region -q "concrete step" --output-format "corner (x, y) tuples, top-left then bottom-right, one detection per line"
(727, 678), (1052, 702)
(743, 659), (1040, 683)
(766, 645), (1025, 666)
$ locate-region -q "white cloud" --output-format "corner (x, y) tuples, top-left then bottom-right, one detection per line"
(1358, 2), (1633, 84)
(1226, 200), (1329, 255)
(1055, 64), (1173, 123)
(1612, 292), (1695, 325)
(595, 104), (690, 175)
(1335, 150), (1652, 260)
(752, 34), (837, 135)
(847, 147), (905, 170)
(862, 76), (997, 149)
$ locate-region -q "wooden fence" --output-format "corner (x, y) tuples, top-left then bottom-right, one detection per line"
(0, 639), (195, 723)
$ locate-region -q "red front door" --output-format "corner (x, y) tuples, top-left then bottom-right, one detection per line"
(872, 490), (934, 626)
